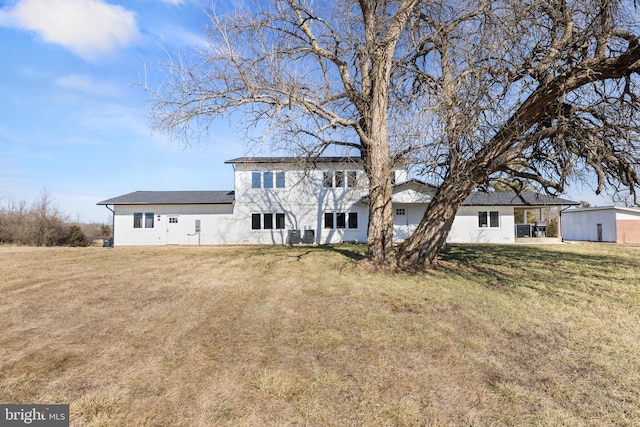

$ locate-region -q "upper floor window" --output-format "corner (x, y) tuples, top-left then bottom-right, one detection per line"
(252, 172), (261, 189)
(347, 171), (357, 188)
(324, 170), (358, 188)
(323, 171), (333, 188)
(252, 171), (285, 189)
(264, 171), (274, 188)
(478, 211), (499, 228)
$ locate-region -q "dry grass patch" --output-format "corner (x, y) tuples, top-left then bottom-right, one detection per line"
(0, 243), (639, 426)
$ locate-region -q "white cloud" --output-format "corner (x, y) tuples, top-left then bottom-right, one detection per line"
(158, 24), (209, 49)
(55, 73), (123, 98)
(155, 0), (187, 4)
(0, 0), (140, 60)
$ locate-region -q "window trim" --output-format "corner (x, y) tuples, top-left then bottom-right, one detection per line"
(263, 213), (274, 229)
(133, 213), (142, 229)
(323, 171), (333, 188)
(144, 213), (154, 228)
(134, 212), (155, 229)
(347, 171), (357, 188)
(251, 172), (261, 189)
(324, 212), (334, 229)
(251, 213), (261, 230)
(252, 213), (286, 230)
(478, 210), (500, 228)
(263, 171), (274, 189)
(348, 212), (358, 229)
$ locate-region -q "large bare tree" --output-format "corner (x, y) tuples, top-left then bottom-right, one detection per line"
(396, 0), (640, 268)
(146, 0), (640, 270)
(147, 0), (420, 269)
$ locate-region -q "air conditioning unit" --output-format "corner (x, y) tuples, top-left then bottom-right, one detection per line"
(303, 229), (315, 244)
(288, 230), (302, 244)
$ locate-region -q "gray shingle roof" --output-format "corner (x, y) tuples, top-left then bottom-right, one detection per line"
(225, 156), (362, 164)
(462, 192), (578, 206)
(97, 191), (235, 205)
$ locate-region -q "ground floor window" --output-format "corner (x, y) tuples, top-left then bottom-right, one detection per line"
(478, 211), (499, 228)
(134, 213), (142, 228)
(252, 213), (261, 230)
(134, 212), (154, 228)
(324, 212), (334, 229)
(264, 213), (274, 229)
(348, 212), (358, 229)
(324, 212), (358, 229)
(252, 213), (286, 230)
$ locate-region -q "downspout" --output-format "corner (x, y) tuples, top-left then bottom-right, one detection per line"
(104, 205), (115, 246)
(559, 205), (571, 242)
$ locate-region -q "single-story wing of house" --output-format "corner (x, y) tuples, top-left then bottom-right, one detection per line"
(561, 206), (640, 244)
(97, 157), (579, 246)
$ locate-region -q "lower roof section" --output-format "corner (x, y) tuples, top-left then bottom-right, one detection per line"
(97, 191), (235, 206)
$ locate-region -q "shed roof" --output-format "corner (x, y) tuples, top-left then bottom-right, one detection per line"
(562, 205), (640, 214)
(97, 191), (235, 206)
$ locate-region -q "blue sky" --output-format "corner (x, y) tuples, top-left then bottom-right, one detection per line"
(0, 0), (614, 224)
(0, 0), (244, 223)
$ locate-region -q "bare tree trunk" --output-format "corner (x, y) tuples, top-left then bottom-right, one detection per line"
(397, 178), (479, 269)
(359, 35), (401, 269)
(363, 134), (395, 269)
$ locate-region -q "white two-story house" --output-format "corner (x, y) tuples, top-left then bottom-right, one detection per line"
(97, 156), (578, 246)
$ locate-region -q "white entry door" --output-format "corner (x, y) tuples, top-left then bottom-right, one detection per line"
(166, 216), (181, 244)
(393, 206), (413, 241)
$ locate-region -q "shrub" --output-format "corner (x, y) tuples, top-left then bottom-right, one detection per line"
(66, 225), (90, 247)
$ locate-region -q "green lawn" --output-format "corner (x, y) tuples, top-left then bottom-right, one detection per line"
(0, 243), (638, 426)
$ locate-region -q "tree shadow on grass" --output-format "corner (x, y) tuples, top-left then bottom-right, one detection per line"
(316, 244), (368, 262)
(437, 244), (639, 298)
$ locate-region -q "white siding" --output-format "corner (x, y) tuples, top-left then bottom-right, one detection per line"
(111, 160), (374, 246)
(231, 162), (369, 244)
(113, 204), (235, 246)
(562, 209), (617, 242)
(391, 202), (515, 244)
(446, 206), (515, 244)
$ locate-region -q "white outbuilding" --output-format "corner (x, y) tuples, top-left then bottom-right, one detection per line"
(561, 206), (640, 244)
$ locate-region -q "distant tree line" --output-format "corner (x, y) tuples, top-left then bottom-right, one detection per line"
(0, 191), (110, 247)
